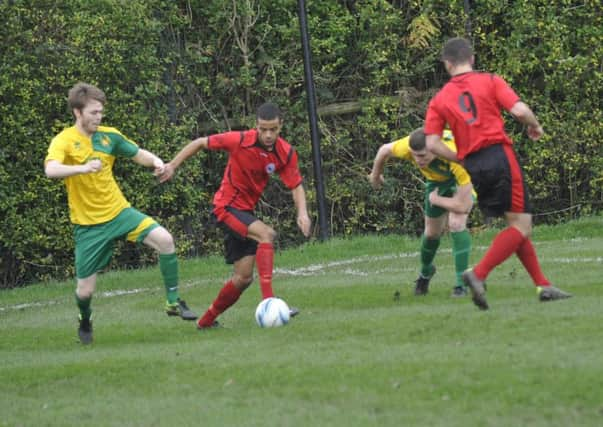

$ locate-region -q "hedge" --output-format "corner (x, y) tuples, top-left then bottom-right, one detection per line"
(1, 0), (601, 287)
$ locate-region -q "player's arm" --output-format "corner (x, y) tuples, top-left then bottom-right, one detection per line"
(425, 134), (458, 162)
(424, 98), (459, 162)
(368, 142), (395, 190)
(132, 148), (165, 176)
(44, 159), (101, 179)
(159, 137), (209, 183)
(291, 184), (311, 238)
(509, 101), (543, 140)
(429, 183), (473, 214)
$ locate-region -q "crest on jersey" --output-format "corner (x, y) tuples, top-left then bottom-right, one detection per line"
(101, 136), (111, 146)
(265, 163), (276, 174)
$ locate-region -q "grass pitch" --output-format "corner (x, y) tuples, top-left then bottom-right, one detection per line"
(1, 216), (602, 426)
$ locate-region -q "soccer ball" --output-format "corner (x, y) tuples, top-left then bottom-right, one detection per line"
(255, 297), (290, 328)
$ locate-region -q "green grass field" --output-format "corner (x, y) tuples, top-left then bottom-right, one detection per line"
(2, 216), (603, 427)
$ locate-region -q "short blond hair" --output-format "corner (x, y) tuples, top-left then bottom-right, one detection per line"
(67, 82), (106, 111)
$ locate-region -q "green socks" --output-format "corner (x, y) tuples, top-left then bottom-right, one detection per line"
(451, 230), (471, 287)
(159, 253), (179, 304)
(75, 293), (92, 321)
(420, 235), (440, 277)
(419, 231), (471, 287)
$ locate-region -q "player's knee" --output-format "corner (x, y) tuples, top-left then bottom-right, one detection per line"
(76, 282), (94, 299)
(77, 289), (93, 299)
(423, 229), (441, 239)
(260, 227), (277, 243)
(519, 224), (532, 237)
(232, 274), (254, 290)
(511, 219), (532, 237)
(448, 218), (466, 232)
(155, 227), (175, 252)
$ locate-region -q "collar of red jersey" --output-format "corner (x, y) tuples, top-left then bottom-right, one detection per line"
(243, 132), (279, 152)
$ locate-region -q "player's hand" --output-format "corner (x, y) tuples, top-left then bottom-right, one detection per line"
(368, 172), (384, 190)
(85, 158), (102, 173)
(158, 163), (176, 183)
(152, 157), (166, 176)
(527, 125), (543, 140)
(297, 213), (312, 238)
(428, 189), (439, 205)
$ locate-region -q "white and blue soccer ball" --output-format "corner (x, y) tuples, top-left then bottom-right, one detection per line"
(255, 297), (290, 328)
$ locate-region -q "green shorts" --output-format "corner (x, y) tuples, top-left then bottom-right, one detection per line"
(73, 207), (159, 279)
(424, 180), (456, 218)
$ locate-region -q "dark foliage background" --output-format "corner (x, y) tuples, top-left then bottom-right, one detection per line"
(1, 0), (601, 287)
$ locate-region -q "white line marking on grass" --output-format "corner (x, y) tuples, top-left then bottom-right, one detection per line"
(274, 251), (420, 276)
(4, 254), (416, 311)
(5, 251), (597, 313)
(0, 288), (152, 313)
(0, 281), (204, 313)
(342, 269), (369, 276)
(0, 300), (61, 312)
(549, 257), (603, 263)
(101, 288), (147, 297)
(336, 267), (416, 277)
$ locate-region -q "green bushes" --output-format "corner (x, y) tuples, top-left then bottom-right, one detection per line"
(469, 0), (603, 220)
(1, 0), (601, 287)
(0, 0), (181, 286)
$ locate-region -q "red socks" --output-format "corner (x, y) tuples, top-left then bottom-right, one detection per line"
(474, 227), (525, 281)
(516, 238), (550, 286)
(256, 242), (275, 299)
(474, 227), (550, 287)
(197, 242), (279, 327)
(197, 280), (241, 328)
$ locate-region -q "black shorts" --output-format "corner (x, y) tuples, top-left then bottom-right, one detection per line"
(212, 206), (258, 264)
(463, 144), (532, 218)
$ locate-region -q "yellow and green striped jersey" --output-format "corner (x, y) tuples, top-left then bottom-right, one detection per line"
(391, 130), (471, 185)
(45, 125), (139, 225)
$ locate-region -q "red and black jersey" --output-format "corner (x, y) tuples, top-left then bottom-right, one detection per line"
(208, 129), (303, 210)
(424, 71), (520, 160)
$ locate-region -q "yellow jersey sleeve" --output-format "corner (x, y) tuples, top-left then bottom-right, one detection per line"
(46, 126), (132, 225)
(45, 135), (68, 164)
(391, 136), (413, 161)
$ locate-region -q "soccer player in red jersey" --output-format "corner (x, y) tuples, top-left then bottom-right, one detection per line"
(160, 103), (312, 328)
(424, 37), (571, 310)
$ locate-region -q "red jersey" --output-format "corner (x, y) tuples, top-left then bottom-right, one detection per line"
(424, 71), (520, 160)
(208, 129), (303, 210)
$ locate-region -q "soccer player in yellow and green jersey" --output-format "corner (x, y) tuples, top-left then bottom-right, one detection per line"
(369, 128), (474, 297)
(44, 82), (197, 344)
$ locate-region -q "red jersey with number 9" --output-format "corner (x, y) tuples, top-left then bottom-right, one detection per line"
(208, 129), (303, 210)
(424, 71), (520, 160)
